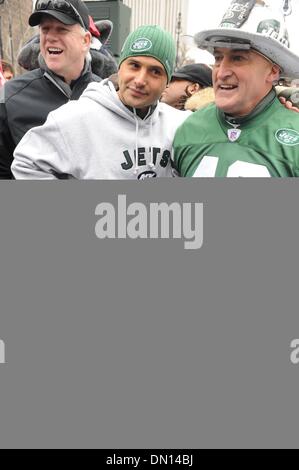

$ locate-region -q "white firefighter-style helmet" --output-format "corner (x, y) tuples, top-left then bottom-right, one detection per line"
(195, 0), (299, 77)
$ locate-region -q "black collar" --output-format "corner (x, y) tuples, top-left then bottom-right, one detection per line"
(221, 88), (276, 127)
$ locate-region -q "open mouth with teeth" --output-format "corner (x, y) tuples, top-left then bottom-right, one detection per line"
(219, 85), (238, 90)
(48, 48), (63, 55)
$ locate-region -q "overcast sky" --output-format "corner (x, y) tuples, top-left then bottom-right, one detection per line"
(187, 0), (299, 57)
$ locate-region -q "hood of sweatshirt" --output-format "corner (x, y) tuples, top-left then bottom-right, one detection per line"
(83, 78), (159, 124)
(82, 79), (162, 174)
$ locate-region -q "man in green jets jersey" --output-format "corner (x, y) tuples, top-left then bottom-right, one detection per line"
(174, 0), (299, 177)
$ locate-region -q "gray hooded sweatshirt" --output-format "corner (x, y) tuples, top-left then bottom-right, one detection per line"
(12, 80), (190, 180)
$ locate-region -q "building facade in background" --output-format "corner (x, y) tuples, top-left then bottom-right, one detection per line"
(123, 0), (189, 37)
(84, 0), (190, 62)
(84, 0), (190, 37)
(0, 0), (33, 75)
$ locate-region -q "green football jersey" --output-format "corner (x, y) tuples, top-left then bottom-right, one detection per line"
(174, 97), (299, 177)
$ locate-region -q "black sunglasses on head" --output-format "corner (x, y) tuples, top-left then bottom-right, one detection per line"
(35, 0), (86, 29)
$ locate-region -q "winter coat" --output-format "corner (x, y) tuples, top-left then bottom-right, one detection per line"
(0, 61), (101, 179)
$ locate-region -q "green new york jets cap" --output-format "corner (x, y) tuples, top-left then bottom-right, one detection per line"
(119, 25), (176, 82)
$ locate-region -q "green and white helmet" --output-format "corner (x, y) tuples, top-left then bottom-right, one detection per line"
(195, 0), (299, 77)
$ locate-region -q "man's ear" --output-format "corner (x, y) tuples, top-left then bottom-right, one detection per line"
(192, 83), (201, 94)
(269, 63), (281, 83)
(83, 31), (92, 48)
(187, 82), (201, 96)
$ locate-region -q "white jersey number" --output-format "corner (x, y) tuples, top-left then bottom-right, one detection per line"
(193, 156), (271, 177)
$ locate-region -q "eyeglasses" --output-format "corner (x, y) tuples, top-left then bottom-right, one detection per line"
(35, 0), (86, 29)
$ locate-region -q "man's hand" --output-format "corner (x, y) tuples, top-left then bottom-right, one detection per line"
(279, 96), (299, 113)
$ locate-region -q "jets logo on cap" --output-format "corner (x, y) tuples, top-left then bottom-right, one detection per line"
(275, 129), (299, 146)
(131, 38), (152, 52)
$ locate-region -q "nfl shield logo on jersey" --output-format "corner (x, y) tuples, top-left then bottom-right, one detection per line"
(227, 128), (241, 142)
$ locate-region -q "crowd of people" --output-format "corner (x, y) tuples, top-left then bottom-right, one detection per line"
(1, 0), (299, 178)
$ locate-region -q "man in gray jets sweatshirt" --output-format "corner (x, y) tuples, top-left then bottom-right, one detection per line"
(12, 25), (190, 180)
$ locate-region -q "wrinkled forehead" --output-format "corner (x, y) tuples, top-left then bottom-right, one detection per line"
(213, 45), (275, 66)
(213, 47), (251, 54)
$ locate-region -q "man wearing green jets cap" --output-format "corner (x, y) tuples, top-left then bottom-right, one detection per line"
(12, 25), (190, 179)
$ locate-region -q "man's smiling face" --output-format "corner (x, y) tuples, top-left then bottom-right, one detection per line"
(39, 15), (90, 84)
(117, 56), (168, 113)
(212, 47), (280, 116)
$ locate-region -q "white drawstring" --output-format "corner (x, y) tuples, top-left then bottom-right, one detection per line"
(148, 114), (156, 170)
(133, 108), (139, 175)
(132, 106), (157, 176)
